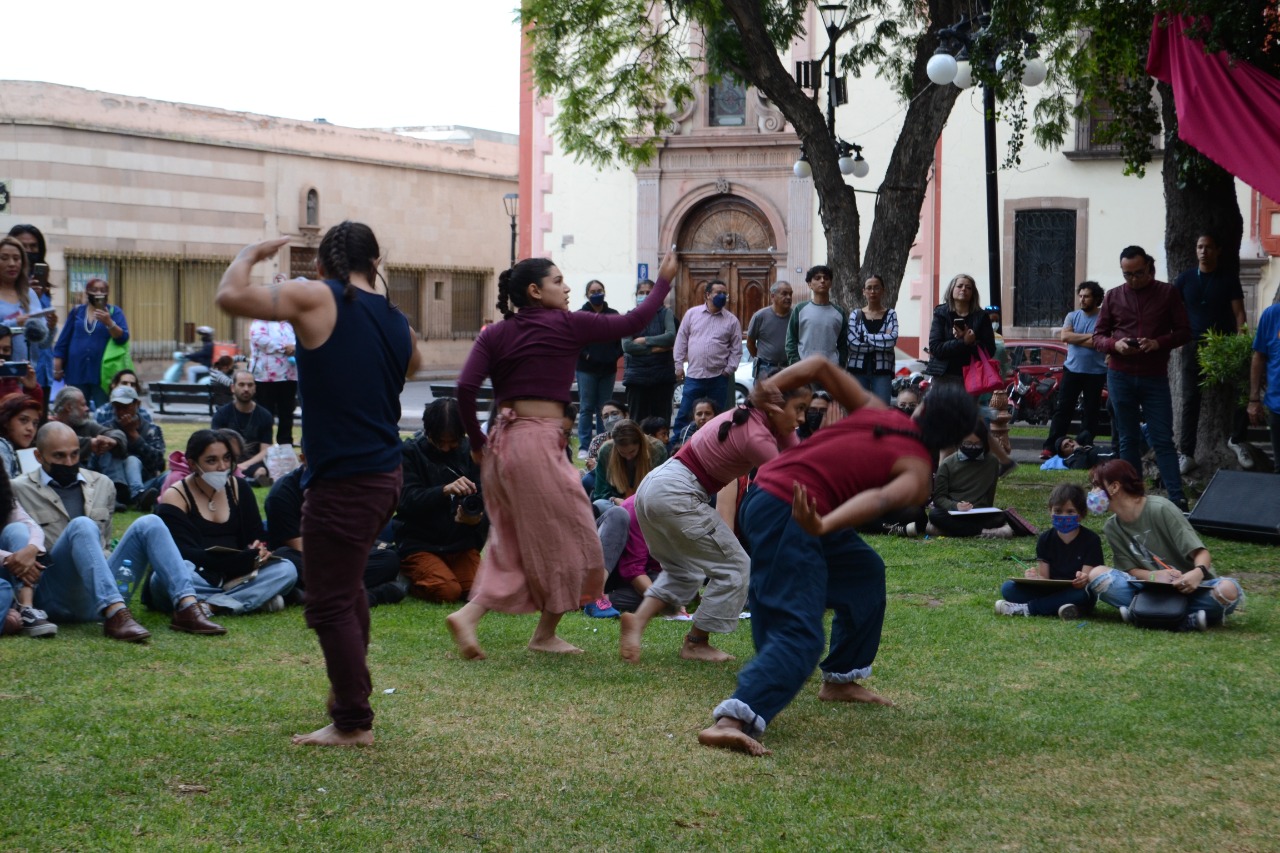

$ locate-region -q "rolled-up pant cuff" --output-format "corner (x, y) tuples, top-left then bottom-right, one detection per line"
(713, 698), (766, 739)
(822, 664), (873, 684)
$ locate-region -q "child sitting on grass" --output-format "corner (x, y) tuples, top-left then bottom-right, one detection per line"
(994, 483), (1101, 620)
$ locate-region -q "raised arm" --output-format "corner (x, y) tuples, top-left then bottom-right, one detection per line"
(215, 238), (331, 326)
(752, 355), (882, 415)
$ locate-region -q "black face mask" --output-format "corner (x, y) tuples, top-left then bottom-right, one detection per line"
(805, 411), (825, 433)
(47, 462), (81, 487)
(959, 444), (985, 460)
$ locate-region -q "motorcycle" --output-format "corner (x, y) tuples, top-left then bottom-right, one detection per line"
(162, 350), (212, 384)
(1006, 367), (1061, 425)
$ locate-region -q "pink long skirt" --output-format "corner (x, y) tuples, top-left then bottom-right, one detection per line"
(469, 412), (604, 614)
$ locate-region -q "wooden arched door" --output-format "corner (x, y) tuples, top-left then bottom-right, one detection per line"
(676, 196), (777, 328)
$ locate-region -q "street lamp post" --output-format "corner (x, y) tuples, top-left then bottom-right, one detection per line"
(792, 3), (870, 180)
(502, 192), (519, 270)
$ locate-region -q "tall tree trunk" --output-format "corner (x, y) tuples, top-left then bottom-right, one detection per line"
(1158, 81), (1246, 475)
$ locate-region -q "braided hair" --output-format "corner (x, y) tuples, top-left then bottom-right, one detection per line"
(318, 220), (382, 302)
(496, 258), (555, 319)
(422, 397), (464, 446)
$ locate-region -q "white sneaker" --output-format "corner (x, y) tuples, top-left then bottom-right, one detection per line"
(1183, 609), (1208, 632)
(263, 594), (285, 613)
(1119, 605), (1132, 624)
(1057, 603), (1080, 621)
(994, 600), (1029, 617)
(576, 449), (589, 461)
(1178, 453), (1195, 474)
(1227, 439), (1254, 469)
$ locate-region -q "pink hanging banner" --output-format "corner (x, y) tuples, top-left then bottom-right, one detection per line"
(1147, 13), (1280, 203)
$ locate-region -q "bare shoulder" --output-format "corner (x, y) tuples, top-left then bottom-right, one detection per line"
(159, 484), (188, 509)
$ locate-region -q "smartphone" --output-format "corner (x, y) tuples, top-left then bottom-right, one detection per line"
(0, 361), (30, 378)
(89, 295), (106, 310)
(1125, 337), (1141, 348)
(31, 263), (49, 286)
(952, 318), (967, 330)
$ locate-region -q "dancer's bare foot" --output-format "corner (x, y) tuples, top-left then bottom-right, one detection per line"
(619, 612), (643, 663)
(675, 635), (737, 660)
(817, 681), (894, 706)
(291, 723), (374, 747)
(697, 718), (770, 756)
(527, 635), (584, 654)
(445, 611), (486, 660)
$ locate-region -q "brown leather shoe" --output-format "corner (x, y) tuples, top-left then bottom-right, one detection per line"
(103, 606), (151, 642)
(170, 601), (227, 635)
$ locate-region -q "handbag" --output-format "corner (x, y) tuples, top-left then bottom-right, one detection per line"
(963, 348), (1003, 395)
(101, 335), (135, 395)
(1129, 585), (1190, 630)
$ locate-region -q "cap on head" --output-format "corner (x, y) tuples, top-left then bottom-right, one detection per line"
(109, 385), (140, 405)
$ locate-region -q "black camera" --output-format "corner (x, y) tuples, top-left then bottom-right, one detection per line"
(1125, 337), (1141, 349)
(454, 492), (484, 517)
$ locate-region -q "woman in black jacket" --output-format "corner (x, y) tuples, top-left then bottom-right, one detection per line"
(927, 273), (996, 389)
(575, 280), (622, 458)
(621, 278), (677, 424)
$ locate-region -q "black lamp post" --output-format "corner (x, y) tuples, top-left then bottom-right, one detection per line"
(792, 3), (869, 180)
(502, 192), (519, 270)
(926, 5), (1046, 316)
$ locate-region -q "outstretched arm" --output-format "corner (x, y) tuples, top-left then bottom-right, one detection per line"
(216, 238), (330, 323)
(752, 355), (883, 414)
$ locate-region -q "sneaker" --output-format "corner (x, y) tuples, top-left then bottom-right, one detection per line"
(3, 606), (21, 636)
(262, 594), (286, 613)
(1119, 605), (1132, 624)
(994, 600), (1029, 617)
(1183, 609), (1208, 632)
(18, 604), (57, 638)
(583, 597), (620, 619)
(1172, 498), (1190, 513)
(134, 486), (160, 512)
(1227, 439), (1254, 470)
(662, 607), (694, 621)
(1057, 603), (1080, 621)
(1178, 452), (1195, 474)
(978, 524), (1014, 540)
(576, 449), (589, 461)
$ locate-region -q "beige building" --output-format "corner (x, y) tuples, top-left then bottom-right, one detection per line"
(0, 80), (518, 369)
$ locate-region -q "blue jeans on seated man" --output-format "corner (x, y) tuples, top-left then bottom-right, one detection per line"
(0, 521), (28, 615)
(1107, 370), (1184, 506)
(93, 453), (164, 503)
(1087, 568), (1243, 625)
(999, 579), (1095, 617)
(671, 374), (729, 448)
(21, 516), (125, 623)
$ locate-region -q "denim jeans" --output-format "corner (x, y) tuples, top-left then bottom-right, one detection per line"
(0, 577), (11, 617)
(999, 579), (1095, 617)
(1269, 408), (1280, 473)
(0, 521), (31, 612)
(29, 516), (123, 622)
(95, 454), (162, 500)
(576, 370), (616, 450)
(714, 488), (886, 737)
(1107, 370), (1184, 504)
(671, 375), (729, 445)
(1087, 568), (1243, 625)
(850, 370), (893, 406)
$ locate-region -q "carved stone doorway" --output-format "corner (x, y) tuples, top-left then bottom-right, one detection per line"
(676, 196), (777, 329)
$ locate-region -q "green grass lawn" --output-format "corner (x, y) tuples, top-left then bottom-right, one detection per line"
(2, 430), (1278, 850)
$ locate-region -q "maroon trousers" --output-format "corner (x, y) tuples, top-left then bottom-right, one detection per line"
(300, 469), (401, 731)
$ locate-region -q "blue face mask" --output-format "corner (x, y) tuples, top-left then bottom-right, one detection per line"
(1051, 513), (1081, 534)
(711, 293), (728, 309)
(1087, 488), (1110, 515)
(588, 293), (605, 305)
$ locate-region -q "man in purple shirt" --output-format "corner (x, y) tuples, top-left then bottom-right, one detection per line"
(671, 280), (742, 443)
(1092, 246), (1192, 510)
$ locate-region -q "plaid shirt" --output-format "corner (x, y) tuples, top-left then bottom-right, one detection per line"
(847, 308), (899, 373)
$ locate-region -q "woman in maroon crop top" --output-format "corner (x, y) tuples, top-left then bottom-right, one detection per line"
(446, 251), (677, 660)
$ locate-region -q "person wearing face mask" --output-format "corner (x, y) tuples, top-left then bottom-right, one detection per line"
(995, 483), (1101, 620)
(579, 399), (628, 496)
(574, 280), (623, 459)
(11, 422), (227, 640)
(893, 386), (922, 420)
(905, 420), (1011, 539)
(622, 278), (678, 425)
(1083, 459), (1243, 631)
(155, 429), (297, 616)
(52, 277), (128, 408)
(671, 279), (742, 445)
(798, 391), (831, 440)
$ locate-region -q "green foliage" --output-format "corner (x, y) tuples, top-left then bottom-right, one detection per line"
(1198, 328), (1254, 404)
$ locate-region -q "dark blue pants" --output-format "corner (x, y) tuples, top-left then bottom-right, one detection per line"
(999, 580), (1095, 617)
(718, 488), (886, 736)
(671, 375), (728, 445)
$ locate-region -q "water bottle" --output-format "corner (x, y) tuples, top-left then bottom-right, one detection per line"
(117, 559), (134, 602)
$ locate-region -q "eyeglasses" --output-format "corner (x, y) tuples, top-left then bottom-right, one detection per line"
(1121, 270), (1149, 280)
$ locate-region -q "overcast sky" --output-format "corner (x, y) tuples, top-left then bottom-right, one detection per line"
(2, 1), (523, 134)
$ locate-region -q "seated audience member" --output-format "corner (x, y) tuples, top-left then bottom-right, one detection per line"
(210, 371), (274, 486)
(640, 416), (670, 448)
(995, 483), (1101, 620)
(266, 463), (404, 608)
(671, 397), (719, 451)
(798, 390), (831, 440)
(894, 386), (922, 418)
(600, 494), (663, 613)
(1084, 460), (1243, 631)
(0, 464), (54, 637)
(593, 419), (665, 505)
(908, 420), (1011, 539)
(93, 369), (153, 425)
(561, 403), (578, 464)
(96, 385), (166, 510)
(12, 422), (227, 639)
(155, 429), (297, 614)
(0, 326), (43, 404)
(582, 399), (628, 469)
(49, 387), (129, 487)
(395, 398), (489, 603)
(0, 392), (40, 478)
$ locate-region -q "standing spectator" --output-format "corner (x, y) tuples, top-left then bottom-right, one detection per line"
(671, 279), (741, 441)
(250, 278), (300, 446)
(8, 225), (56, 395)
(1044, 281), (1108, 459)
(786, 265), (848, 367)
(926, 274), (995, 386)
(846, 275), (898, 404)
(0, 326), (43, 404)
(0, 236), (51, 368)
(621, 279), (677, 424)
(746, 281), (792, 379)
(53, 277), (128, 408)
(1092, 246), (1192, 510)
(574, 280), (622, 459)
(1248, 302), (1280, 470)
(210, 371), (274, 486)
(1173, 232), (1249, 472)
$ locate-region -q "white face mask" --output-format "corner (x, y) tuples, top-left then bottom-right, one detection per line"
(201, 470), (230, 492)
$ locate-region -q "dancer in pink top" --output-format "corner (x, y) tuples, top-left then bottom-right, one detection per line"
(620, 356), (872, 663)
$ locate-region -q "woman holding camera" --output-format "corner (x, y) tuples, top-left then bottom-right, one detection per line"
(926, 274), (994, 388)
(448, 250), (677, 660)
(52, 277), (128, 407)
